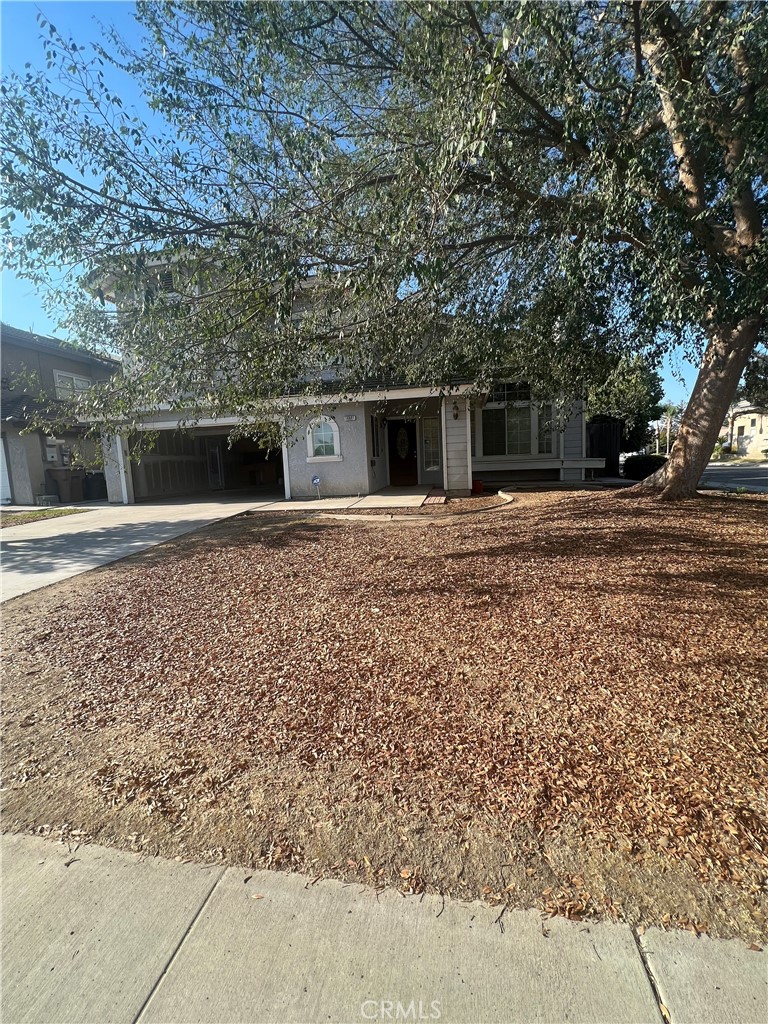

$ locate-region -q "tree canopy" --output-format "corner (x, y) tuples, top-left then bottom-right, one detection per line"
(739, 352), (768, 406)
(2, 1), (766, 495)
(586, 355), (664, 452)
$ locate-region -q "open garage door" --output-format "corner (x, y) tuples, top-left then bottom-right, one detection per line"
(130, 430), (284, 501)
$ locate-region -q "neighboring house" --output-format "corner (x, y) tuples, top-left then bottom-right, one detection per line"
(725, 401), (767, 458)
(0, 324), (119, 505)
(93, 270), (603, 503)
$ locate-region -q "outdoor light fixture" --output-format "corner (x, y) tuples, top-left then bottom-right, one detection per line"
(452, 401), (459, 420)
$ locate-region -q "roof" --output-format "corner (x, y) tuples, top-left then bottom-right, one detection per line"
(0, 323), (119, 368)
(0, 391), (57, 424)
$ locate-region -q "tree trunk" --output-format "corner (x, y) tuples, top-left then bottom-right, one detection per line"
(629, 315), (763, 499)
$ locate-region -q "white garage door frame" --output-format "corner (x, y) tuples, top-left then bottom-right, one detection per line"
(1, 436), (13, 504)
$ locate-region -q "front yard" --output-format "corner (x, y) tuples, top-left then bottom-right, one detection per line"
(2, 491), (766, 940)
(0, 507), (90, 528)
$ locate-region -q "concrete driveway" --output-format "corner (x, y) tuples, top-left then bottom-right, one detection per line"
(0, 496), (265, 602)
(0, 489), (432, 602)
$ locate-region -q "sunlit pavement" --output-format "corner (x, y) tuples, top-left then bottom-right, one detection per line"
(0, 496), (266, 601)
(2, 833), (765, 1024)
(0, 489), (433, 601)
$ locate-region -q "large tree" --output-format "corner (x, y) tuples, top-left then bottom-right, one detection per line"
(2, 1), (766, 496)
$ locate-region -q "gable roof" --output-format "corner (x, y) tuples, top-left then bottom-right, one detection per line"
(0, 323), (119, 369)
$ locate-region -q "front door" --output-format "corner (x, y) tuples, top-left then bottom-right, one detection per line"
(388, 420), (418, 486)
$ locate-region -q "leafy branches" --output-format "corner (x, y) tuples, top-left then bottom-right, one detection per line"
(1, 1), (766, 485)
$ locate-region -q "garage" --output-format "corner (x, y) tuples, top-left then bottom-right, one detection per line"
(130, 430), (284, 501)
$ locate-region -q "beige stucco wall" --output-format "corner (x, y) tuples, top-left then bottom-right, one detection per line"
(729, 409), (766, 458)
(286, 404), (371, 497)
(2, 430), (36, 504)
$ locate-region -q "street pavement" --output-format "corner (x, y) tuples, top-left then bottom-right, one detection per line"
(698, 461), (768, 493)
(2, 833), (765, 1024)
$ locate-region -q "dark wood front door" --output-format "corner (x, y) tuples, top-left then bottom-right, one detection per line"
(388, 420), (418, 486)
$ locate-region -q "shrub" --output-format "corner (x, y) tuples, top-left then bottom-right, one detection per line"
(623, 454), (668, 480)
(712, 435), (729, 459)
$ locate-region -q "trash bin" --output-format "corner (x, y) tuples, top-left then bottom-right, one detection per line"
(83, 472), (107, 500)
(46, 468), (85, 503)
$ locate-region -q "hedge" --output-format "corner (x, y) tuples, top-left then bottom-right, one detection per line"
(623, 454), (668, 480)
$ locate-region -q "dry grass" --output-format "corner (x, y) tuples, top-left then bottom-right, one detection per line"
(2, 490), (766, 940)
(0, 507), (90, 528)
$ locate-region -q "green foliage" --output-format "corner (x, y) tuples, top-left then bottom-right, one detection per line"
(712, 435), (729, 459)
(739, 351), (768, 407)
(586, 355), (664, 452)
(623, 454), (668, 480)
(0, 1), (765, 449)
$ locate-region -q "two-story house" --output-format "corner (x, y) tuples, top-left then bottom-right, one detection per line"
(1, 323), (119, 505)
(91, 269), (604, 503)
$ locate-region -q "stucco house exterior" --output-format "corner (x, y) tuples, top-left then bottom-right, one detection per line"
(93, 269), (603, 504)
(725, 401), (767, 458)
(1, 324), (119, 505)
(102, 383), (601, 504)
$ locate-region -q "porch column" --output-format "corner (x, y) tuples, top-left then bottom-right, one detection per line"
(281, 436), (292, 500)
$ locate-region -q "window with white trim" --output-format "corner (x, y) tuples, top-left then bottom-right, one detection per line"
(54, 370), (91, 400)
(538, 403), (554, 454)
(306, 416), (341, 461)
(422, 417), (440, 471)
(477, 385), (556, 458)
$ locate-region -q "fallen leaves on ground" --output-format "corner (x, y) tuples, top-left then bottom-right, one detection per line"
(2, 490), (766, 935)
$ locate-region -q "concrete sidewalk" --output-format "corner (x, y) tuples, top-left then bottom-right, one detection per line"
(1, 834), (765, 1024)
(246, 486), (431, 512)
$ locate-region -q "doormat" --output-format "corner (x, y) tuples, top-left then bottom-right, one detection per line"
(423, 489), (447, 505)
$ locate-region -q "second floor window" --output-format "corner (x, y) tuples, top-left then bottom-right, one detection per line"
(55, 370), (91, 400)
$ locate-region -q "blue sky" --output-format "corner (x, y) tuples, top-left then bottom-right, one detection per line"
(2, 1), (146, 336)
(0, 1), (698, 403)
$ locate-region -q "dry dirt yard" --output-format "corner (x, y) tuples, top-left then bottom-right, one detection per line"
(2, 490), (767, 942)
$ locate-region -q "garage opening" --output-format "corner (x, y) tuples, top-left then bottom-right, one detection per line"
(130, 430), (284, 501)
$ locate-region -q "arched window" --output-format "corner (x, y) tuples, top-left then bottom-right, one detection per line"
(306, 416), (342, 461)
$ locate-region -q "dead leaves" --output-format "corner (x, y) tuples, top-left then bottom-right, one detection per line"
(3, 491), (768, 932)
